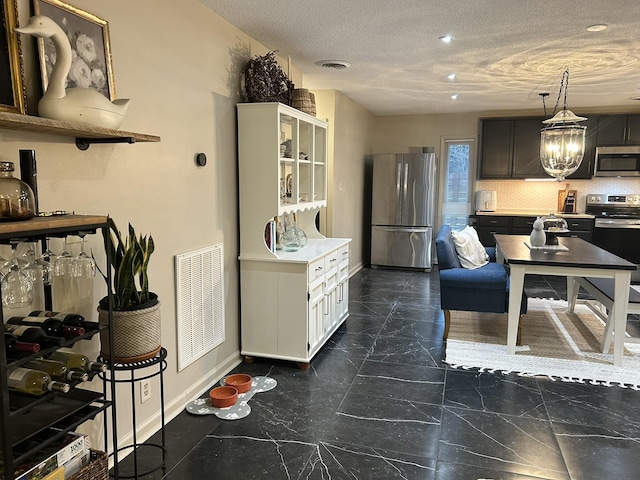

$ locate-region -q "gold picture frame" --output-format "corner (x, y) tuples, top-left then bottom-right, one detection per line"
(0, 0), (26, 113)
(33, 0), (116, 100)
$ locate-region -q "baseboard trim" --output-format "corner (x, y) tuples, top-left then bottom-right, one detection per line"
(113, 350), (242, 463)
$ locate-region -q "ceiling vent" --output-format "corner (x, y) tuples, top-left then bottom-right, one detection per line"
(315, 60), (351, 70)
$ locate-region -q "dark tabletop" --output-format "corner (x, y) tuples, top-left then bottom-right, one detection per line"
(494, 235), (637, 270)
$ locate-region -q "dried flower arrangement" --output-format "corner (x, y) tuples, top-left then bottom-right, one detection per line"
(243, 50), (293, 104)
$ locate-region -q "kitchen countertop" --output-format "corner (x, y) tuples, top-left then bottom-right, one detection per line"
(474, 209), (594, 219)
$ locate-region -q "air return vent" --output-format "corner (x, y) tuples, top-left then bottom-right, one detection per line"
(175, 244), (224, 371)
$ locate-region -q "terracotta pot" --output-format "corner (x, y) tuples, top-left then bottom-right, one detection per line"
(209, 386), (238, 408)
(98, 293), (161, 364)
(224, 374), (252, 393)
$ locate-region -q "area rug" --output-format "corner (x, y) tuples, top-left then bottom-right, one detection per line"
(444, 298), (640, 388)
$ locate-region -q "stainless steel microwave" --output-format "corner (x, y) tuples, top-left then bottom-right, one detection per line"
(594, 146), (640, 177)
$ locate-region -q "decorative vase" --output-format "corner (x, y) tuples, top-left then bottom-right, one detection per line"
(98, 293), (161, 363)
(529, 217), (546, 246)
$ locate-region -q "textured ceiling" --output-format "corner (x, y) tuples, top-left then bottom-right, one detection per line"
(199, 0), (640, 116)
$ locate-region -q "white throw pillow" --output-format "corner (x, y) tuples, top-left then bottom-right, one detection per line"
(451, 226), (489, 269)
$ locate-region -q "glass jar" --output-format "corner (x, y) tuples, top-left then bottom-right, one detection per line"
(0, 162), (36, 222)
(541, 214), (569, 245)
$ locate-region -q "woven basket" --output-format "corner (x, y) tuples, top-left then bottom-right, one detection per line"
(98, 297), (161, 364)
(69, 450), (108, 480)
(292, 88), (316, 116)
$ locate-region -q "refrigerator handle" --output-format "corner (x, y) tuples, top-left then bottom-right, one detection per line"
(402, 162), (409, 220)
(373, 226), (429, 232)
(404, 163), (409, 191)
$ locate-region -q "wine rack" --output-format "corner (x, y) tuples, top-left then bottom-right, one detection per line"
(0, 215), (119, 479)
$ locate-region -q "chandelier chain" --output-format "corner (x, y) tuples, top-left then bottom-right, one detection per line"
(551, 67), (570, 117)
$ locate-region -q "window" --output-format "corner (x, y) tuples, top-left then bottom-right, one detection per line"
(439, 139), (475, 231)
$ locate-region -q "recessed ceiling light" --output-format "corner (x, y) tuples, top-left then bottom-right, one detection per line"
(315, 60), (351, 69)
(439, 35), (454, 43)
(447, 73), (457, 80)
(587, 24), (607, 32)
(451, 94), (459, 100)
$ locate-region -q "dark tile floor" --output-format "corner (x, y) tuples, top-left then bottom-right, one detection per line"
(118, 268), (640, 479)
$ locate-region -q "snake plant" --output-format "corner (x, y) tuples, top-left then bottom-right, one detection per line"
(99, 217), (155, 310)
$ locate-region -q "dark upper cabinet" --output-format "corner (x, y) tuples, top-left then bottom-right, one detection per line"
(480, 120), (513, 178)
(479, 117), (547, 179)
(596, 114), (640, 145)
(479, 115), (595, 180)
(512, 118), (546, 178)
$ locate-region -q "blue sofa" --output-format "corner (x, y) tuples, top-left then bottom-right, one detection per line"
(435, 225), (528, 343)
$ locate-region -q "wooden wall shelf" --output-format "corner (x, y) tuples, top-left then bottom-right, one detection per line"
(0, 111), (161, 150)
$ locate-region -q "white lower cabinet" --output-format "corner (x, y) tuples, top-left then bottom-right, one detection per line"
(240, 239), (350, 365)
(337, 246), (350, 322)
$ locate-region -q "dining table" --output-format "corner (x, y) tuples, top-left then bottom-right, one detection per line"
(494, 234), (637, 366)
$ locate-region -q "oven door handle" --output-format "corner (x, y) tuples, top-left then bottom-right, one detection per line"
(595, 222), (640, 229)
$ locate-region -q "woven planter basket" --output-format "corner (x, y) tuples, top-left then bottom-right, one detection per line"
(69, 450), (108, 480)
(98, 296), (161, 364)
(292, 88), (316, 116)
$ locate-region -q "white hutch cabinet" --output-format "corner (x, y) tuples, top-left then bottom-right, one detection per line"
(237, 102), (350, 367)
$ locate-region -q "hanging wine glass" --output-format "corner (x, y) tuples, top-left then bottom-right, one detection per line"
(22, 241), (52, 311)
(71, 233), (96, 320)
(1, 243), (28, 277)
(1, 240), (34, 308)
(71, 233), (96, 279)
(40, 237), (57, 264)
(23, 241), (53, 286)
(52, 236), (76, 311)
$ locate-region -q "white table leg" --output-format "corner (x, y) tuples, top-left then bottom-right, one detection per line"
(567, 276), (578, 312)
(612, 270), (631, 366)
(507, 265), (525, 354)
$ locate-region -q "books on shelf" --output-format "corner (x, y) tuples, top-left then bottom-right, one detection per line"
(12, 432), (90, 480)
(42, 466), (65, 480)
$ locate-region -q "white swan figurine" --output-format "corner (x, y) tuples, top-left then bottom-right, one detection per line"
(15, 15), (129, 129)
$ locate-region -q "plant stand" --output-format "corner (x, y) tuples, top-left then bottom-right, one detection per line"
(100, 348), (167, 478)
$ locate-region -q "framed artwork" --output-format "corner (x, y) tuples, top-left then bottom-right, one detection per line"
(0, 0), (26, 113)
(33, 0), (116, 100)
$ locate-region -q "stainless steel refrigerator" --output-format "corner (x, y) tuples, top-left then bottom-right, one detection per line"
(371, 152), (437, 270)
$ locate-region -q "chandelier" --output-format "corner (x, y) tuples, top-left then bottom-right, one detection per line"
(539, 68), (587, 181)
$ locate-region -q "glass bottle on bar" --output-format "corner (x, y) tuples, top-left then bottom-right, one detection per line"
(25, 358), (88, 382)
(7, 366), (70, 394)
(4, 324), (65, 348)
(6, 316), (85, 339)
(4, 332), (40, 358)
(28, 310), (99, 330)
(49, 350), (108, 373)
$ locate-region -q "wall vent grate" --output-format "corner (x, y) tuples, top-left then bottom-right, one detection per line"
(175, 244), (224, 371)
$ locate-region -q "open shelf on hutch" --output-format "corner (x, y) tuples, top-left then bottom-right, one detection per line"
(0, 111), (161, 150)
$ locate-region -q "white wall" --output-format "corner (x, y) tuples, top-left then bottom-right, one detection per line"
(2, 0), (305, 456)
(315, 90), (374, 271)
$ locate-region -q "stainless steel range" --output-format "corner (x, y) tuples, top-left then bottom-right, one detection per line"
(586, 193), (640, 281)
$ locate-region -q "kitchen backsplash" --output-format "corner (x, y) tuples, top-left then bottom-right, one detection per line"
(475, 178), (640, 213)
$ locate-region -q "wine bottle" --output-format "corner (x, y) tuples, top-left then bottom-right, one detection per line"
(4, 324), (65, 347)
(7, 366), (70, 394)
(6, 316), (85, 339)
(29, 310), (100, 330)
(25, 358), (89, 382)
(49, 350), (108, 373)
(4, 333), (40, 357)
